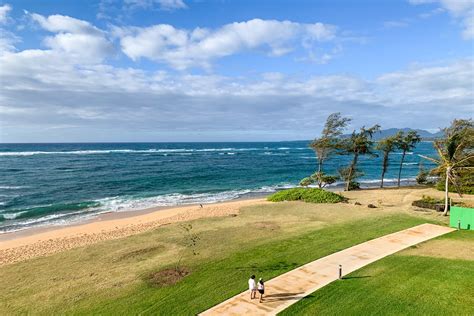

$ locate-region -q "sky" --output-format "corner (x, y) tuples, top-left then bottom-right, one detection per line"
(0, 0), (473, 142)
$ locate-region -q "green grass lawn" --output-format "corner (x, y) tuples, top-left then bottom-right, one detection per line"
(281, 231), (474, 316)
(0, 201), (436, 315)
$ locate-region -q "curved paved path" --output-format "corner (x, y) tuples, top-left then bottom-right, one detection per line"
(200, 223), (454, 316)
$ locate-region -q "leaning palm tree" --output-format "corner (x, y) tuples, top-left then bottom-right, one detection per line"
(396, 131), (421, 187)
(420, 119), (474, 215)
(376, 132), (402, 188)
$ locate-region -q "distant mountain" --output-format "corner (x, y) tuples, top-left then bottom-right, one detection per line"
(375, 128), (443, 140)
(343, 128), (444, 140)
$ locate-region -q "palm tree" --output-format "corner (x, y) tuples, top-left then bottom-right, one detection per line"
(340, 125), (381, 191)
(376, 132), (402, 188)
(420, 119), (474, 215)
(396, 131), (421, 187)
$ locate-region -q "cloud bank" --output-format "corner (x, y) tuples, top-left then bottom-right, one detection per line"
(116, 19), (337, 69)
(0, 5), (472, 142)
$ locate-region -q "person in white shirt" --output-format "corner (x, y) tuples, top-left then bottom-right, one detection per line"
(248, 275), (257, 299)
(257, 278), (265, 303)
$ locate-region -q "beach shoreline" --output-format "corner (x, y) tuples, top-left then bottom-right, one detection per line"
(1, 185), (457, 267)
(0, 196), (271, 266)
(0, 193), (271, 242)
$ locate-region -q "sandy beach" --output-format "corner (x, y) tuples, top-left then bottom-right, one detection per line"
(1, 187), (471, 267)
(0, 198), (270, 266)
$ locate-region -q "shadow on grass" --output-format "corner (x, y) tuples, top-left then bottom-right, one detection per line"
(263, 292), (305, 302)
(342, 275), (371, 280)
(231, 261), (299, 272)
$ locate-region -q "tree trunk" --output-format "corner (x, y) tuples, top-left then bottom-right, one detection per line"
(443, 167), (450, 216)
(317, 160), (323, 189)
(380, 152), (388, 188)
(397, 150), (406, 187)
(345, 153), (358, 191)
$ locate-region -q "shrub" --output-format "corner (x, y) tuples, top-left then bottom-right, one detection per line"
(412, 195), (466, 212)
(436, 170), (474, 195)
(416, 165), (428, 184)
(267, 188), (345, 203)
(299, 177), (314, 187)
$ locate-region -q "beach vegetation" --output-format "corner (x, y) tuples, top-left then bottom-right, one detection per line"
(267, 188), (345, 203)
(299, 172), (338, 188)
(338, 167), (362, 190)
(175, 223), (200, 275)
(416, 162), (429, 185)
(420, 118), (474, 215)
(376, 133), (402, 188)
(299, 177), (314, 187)
(338, 125), (381, 191)
(396, 131), (422, 187)
(310, 113), (351, 188)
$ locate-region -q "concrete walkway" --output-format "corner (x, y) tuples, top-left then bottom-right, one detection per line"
(200, 223), (454, 316)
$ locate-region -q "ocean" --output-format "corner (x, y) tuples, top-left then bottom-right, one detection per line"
(0, 141), (437, 233)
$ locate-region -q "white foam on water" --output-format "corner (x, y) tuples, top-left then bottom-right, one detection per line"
(0, 147), (313, 156)
(0, 184), (295, 233)
(1, 211), (27, 220)
(0, 186), (28, 189)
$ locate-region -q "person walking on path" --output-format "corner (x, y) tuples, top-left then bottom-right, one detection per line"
(248, 275), (257, 299)
(257, 278), (265, 303)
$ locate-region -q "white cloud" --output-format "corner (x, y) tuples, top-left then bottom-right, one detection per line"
(156, 0), (187, 10)
(30, 13), (114, 62)
(0, 4), (11, 24)
(118, 19), (338, 69)
(0, 3), (19, 53)
(1, 40), (472, 141)
(409, 0), (474, 39)
(124, 0), (186, 10)
(376, 59), (474, 105)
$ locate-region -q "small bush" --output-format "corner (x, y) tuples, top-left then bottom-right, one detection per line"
(267, 188), (345, 203)
(412, 195), (466, 212)
(416, 167), (428, 184)
(420, 195), (444, 204)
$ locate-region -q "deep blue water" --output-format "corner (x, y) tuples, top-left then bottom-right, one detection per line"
(0, 141), (436, 233)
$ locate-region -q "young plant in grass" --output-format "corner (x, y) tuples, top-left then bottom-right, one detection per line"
(175, 224), (200, 275)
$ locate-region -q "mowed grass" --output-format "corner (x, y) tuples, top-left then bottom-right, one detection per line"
(281, 231), (474, 316)
(0, 200), (438, 315)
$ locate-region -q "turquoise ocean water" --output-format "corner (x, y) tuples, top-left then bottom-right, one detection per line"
(0, 141), (436, 233)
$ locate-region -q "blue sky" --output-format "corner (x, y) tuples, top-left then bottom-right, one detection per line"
(0, 0), (473, 142)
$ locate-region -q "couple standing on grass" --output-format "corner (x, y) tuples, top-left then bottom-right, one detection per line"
(248, 275), (265, 303)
